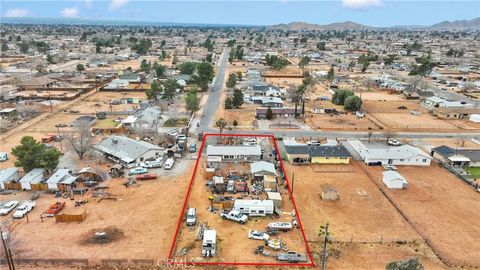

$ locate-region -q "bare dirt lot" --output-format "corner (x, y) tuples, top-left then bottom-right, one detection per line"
(1, 159), (194, 262)
(362, 100), (461, 130)
(283, 162), (419, 243)
(305, 113), (380, 131)
(172, 144), (311, 264)
(364, 163), (480, 267)
(322, 242), (446, 270)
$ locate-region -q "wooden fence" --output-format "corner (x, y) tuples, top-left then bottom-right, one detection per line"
(55, 210), (87, 223)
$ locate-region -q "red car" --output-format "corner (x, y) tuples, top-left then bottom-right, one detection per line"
(45, 202), (65, 217)
(136, 174), (157, 180)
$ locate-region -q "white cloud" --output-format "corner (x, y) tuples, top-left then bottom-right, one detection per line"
(5, 8), (29, 17)
(85, 0), (92, 8)
(109, 0), (129, 11)
(342, 0), (383, 10)
(60, 7), (79, 18)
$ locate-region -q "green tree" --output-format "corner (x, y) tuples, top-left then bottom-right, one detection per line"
(317, 41), (326, 51)
(215, 118), (228, 134)
(146, 80), (160, 99)
(162, 79), (180, 100)
(228, 47), (235, 63)
(332, 90), (353, 105)
(185, 89), (200, 113)
(327, 66), (335, 81)
(386, 257), (424, 270)
(178, 62), (197, 75)
(161, 49), (167, 60)
(140, 59), (151, 72)
(226, 73), (237, 88)
(76, 63), (85, 72)
(131, 39), (152, 55)
(205, 53), (213, 63)
(265, 54), (288, 70)
(299, 56), (310, 68)
(409, 54), (435, 76)
(19, 41), (29, 53)
(153, 62), (166, 77)
(236, 71), (243, 80)
(11, 136), (60, 172)
(232, 119), (238, 128)
(344, 95), (362, 111)
(232, 89), (244, 108)
(266, 107), (273, 120)
(361, 62), (370, 73)
(194, 62), (214, 92)
(46, 54), (54, 64)
(1, 43), (8, 52)
(224, 97), (233, 109)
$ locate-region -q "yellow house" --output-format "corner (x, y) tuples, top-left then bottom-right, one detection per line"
(310, 145), (351, 164)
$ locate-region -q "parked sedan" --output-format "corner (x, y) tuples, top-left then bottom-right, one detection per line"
(13, 201), (36, 218)
(0, 201), (19, 215)
(248, 230), (270, 241)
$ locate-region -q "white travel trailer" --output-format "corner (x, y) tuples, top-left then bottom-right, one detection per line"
(202, 230), (216, 257)
(233, 199), (274, 217)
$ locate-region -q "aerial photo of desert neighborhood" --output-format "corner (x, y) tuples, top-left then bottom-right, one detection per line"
(0, 0), (479, 269)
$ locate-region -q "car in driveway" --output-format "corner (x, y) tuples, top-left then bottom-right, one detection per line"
(13, 201), (36, 218)
(248, 230), (270, 240)
(0, 201), (19, 215)
(387, 139), (401, 146)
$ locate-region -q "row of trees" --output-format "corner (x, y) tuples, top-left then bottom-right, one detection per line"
(332, 89), (362, 111)
(225, 89), (244, 109)
(228, 45), (244, 63)
(265, 54), (289, 70)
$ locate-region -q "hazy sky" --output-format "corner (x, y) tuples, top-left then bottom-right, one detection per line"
(1, 0), (479, 26)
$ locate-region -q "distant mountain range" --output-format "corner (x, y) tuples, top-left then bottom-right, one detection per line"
(1, 16), (478, 30)
(270, 17), (480, 31)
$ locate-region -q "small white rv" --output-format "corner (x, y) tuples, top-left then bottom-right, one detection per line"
(233, 199), (274, 217)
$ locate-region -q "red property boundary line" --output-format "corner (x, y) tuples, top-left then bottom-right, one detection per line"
(167, 133), (315, 267)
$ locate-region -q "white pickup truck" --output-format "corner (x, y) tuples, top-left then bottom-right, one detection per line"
(220, 210), (248, 224)
(13, 201), (36, 219)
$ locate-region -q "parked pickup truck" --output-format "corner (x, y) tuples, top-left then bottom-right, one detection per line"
(277, 251), (307, 263)
(13, 201), (36, 218)
(45, 202), (65, 217)
(220, 210), (248, 224)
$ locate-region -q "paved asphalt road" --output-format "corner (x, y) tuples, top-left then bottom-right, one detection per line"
(197, 48), (478, 141)
(197, 48), (229, 133)
(203, 128), (479, 140)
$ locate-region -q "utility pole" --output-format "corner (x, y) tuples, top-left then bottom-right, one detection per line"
(1, 229), (13, 270)
(321, 223), (329, 270)
(291, 172), (295, 194)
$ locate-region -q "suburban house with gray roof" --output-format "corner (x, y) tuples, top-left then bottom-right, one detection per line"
(122, 107), (167, 132)
(432, 145), (480, 167)
(94, 135), (163, 167)
(348, 140), (432, 166)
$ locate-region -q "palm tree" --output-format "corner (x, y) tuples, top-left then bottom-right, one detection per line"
(215, 118), (228, 135)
